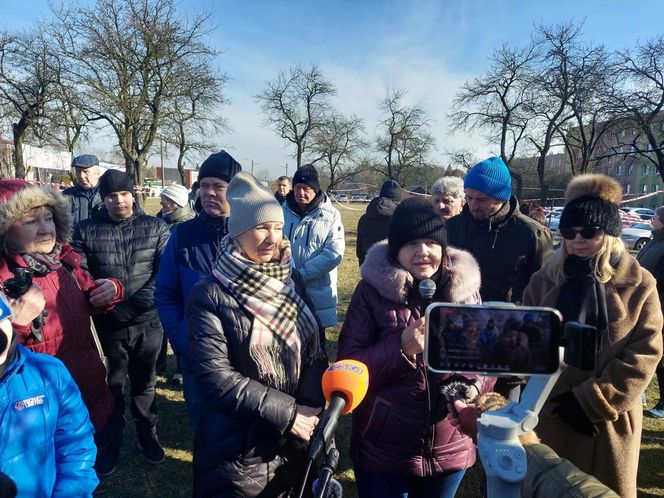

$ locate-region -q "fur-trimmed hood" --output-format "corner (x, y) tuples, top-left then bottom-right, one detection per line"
(0, 180), (71, 255)
(360, 240), (482, 304)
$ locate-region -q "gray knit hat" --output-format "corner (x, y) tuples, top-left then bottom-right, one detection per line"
(227, 172), (284, 238)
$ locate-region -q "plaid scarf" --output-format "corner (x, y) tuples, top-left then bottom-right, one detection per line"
(212, 235), (321, 394)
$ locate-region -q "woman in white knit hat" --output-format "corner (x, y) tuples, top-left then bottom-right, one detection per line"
(157, 184), (195, 231)
(187, 172), (328, 497)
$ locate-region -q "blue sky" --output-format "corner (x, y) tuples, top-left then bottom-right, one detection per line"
(3, 0), (664, 177)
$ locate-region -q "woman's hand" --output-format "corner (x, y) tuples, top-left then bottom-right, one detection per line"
(9, 284), (45, 326)
(290, 405), (322, 442)
(89, 279), (117, 307)
(401, 317), (425, 357)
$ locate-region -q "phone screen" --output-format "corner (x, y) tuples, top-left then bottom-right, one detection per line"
(425, 303), (562, 375)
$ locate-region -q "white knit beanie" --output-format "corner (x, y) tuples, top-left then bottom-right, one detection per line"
(161, 184), (189, 207)
(227, 172), (284, 238)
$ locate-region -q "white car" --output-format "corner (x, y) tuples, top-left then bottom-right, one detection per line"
(621, 222), (652, 251)
(620, 207), (655, 221)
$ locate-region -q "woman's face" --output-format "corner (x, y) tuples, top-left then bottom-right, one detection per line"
(397, 238), (443, 280)
(563, 226), (604, 258)
(235, 221), (284, 264)
(7, 206), (56, 254)
(652, 215), (664, 231)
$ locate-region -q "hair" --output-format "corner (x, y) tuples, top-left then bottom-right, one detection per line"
(545, 233), (625, 284)
(277, 176), (291, 184)
(431, 177), (464, 198)
(657, 206), (664, 225)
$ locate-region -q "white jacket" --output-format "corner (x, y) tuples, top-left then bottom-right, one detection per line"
(283, 193), (345, 327)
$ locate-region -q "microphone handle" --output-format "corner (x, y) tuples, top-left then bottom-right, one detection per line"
(421, 298), (431, 319)
(308, 394), (346, 461)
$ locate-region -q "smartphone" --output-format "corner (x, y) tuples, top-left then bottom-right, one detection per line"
(424, 303), (563, 375)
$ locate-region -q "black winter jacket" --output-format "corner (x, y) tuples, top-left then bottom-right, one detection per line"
(446, 196), (553, 303)
(356, 196), (398, 265)
(637, 229), (664, 306)
(62, 184), (103, 229)
(188, 275), (327, 498)
(72, 206), (170, 335)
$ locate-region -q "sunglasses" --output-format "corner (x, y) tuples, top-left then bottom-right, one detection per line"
(559, 226), (603, 240)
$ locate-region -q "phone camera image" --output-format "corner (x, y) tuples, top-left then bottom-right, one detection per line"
(426, 304), (562, 375)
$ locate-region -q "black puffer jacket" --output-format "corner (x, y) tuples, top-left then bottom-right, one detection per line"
(356, 196), (398, 265)
(188, 275), (327, 498)
(72, 206), (170, 335)
(446, 196), (553, 303)
(62, 183), (103, 228)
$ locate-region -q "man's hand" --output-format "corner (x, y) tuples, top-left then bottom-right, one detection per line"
(89, 279), (117, 307)
(290, 405), (322, 442)
(9, 284), (45, 326)
(401, 317), (425, 357)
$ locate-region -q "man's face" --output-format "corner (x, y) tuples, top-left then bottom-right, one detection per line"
(199, 177), (229, 217)
(75, 167), (100, 189)
(464, 188), (505, 220)
(160, 196), (176, 215)
(294, 184), (317, 209)
(103, 191), (134, 221)
(431, 191), (464, 221)
(277, 180), (291, 196)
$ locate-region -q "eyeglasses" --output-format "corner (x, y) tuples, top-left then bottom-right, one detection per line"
(559, 226), (603, 240)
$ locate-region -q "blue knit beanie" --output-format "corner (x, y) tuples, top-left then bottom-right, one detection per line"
(464, 156), (512, 201)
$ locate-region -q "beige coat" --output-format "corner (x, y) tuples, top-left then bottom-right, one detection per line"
(522, 252), (663, 498)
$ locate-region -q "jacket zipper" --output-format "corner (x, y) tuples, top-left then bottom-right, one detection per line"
(423, 364), (434, 476)
(305, 222), (311, 246)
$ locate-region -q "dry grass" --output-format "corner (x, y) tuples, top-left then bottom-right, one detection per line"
(104, 199), (663, 497)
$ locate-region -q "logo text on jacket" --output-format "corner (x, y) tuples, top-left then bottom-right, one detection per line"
(14, 395), (45, 411)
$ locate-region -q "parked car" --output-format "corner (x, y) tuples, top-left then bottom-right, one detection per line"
(546, 212), (562, 231)
(620, 207), (655, 221)
(335, 193), (348, 202)
(621, 222), (652, 251)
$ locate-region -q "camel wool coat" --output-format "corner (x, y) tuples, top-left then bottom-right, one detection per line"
(522, 251), (663, 498)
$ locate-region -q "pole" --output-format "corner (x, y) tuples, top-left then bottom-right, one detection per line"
(251, 159), (254, 175)
(286, 163), (289, 177)
(160, 139), (165, 188)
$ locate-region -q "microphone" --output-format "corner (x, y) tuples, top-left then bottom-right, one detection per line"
(308, 359), (369, 461)
(419, 278), (436, 317)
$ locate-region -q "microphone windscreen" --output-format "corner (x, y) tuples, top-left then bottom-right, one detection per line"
(419, 278), (436, 299)
(322, 360), (369, 415)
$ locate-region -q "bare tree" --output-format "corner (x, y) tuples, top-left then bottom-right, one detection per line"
(609, 36), (664, 182)
(309, 112), (365, 192)
(444, 148), (477, 172)
(256, 64), (336, 168)
(160, 60), (228, 183)
(374, 87), (434, 185)
(0, 28), (60, 178)
(448, 43), (539, 197)
(51, 0), (219, 189)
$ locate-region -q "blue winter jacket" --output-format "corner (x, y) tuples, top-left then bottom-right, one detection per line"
(155, 212), (229, 358)
(0, 345), (98, 498)
(283, 192), (345, 327)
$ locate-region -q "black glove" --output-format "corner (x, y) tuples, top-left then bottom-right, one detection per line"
(551, 391), (599, 438)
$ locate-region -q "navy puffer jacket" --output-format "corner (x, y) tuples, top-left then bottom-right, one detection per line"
(72, 206), (170, 335)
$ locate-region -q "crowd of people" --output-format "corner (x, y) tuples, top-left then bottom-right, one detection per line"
(0, 150), (660, 498)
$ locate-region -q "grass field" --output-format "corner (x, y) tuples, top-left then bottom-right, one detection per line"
(102, 198), (664, 497)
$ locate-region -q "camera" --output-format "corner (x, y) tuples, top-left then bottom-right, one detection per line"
(1, 268), (34, 299)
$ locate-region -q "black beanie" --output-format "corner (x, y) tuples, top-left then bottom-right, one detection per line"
(98, 169), (134, 199)
(379, 180), (402, 201)
(198, 151), (242, 183)
(292, 164), (320, 192)
(388, 196), (447, 259)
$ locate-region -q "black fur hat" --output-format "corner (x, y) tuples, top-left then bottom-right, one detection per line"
(559, 174), (623, 237)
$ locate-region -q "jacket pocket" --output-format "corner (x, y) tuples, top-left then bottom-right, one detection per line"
(360, 396), (391, 442)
